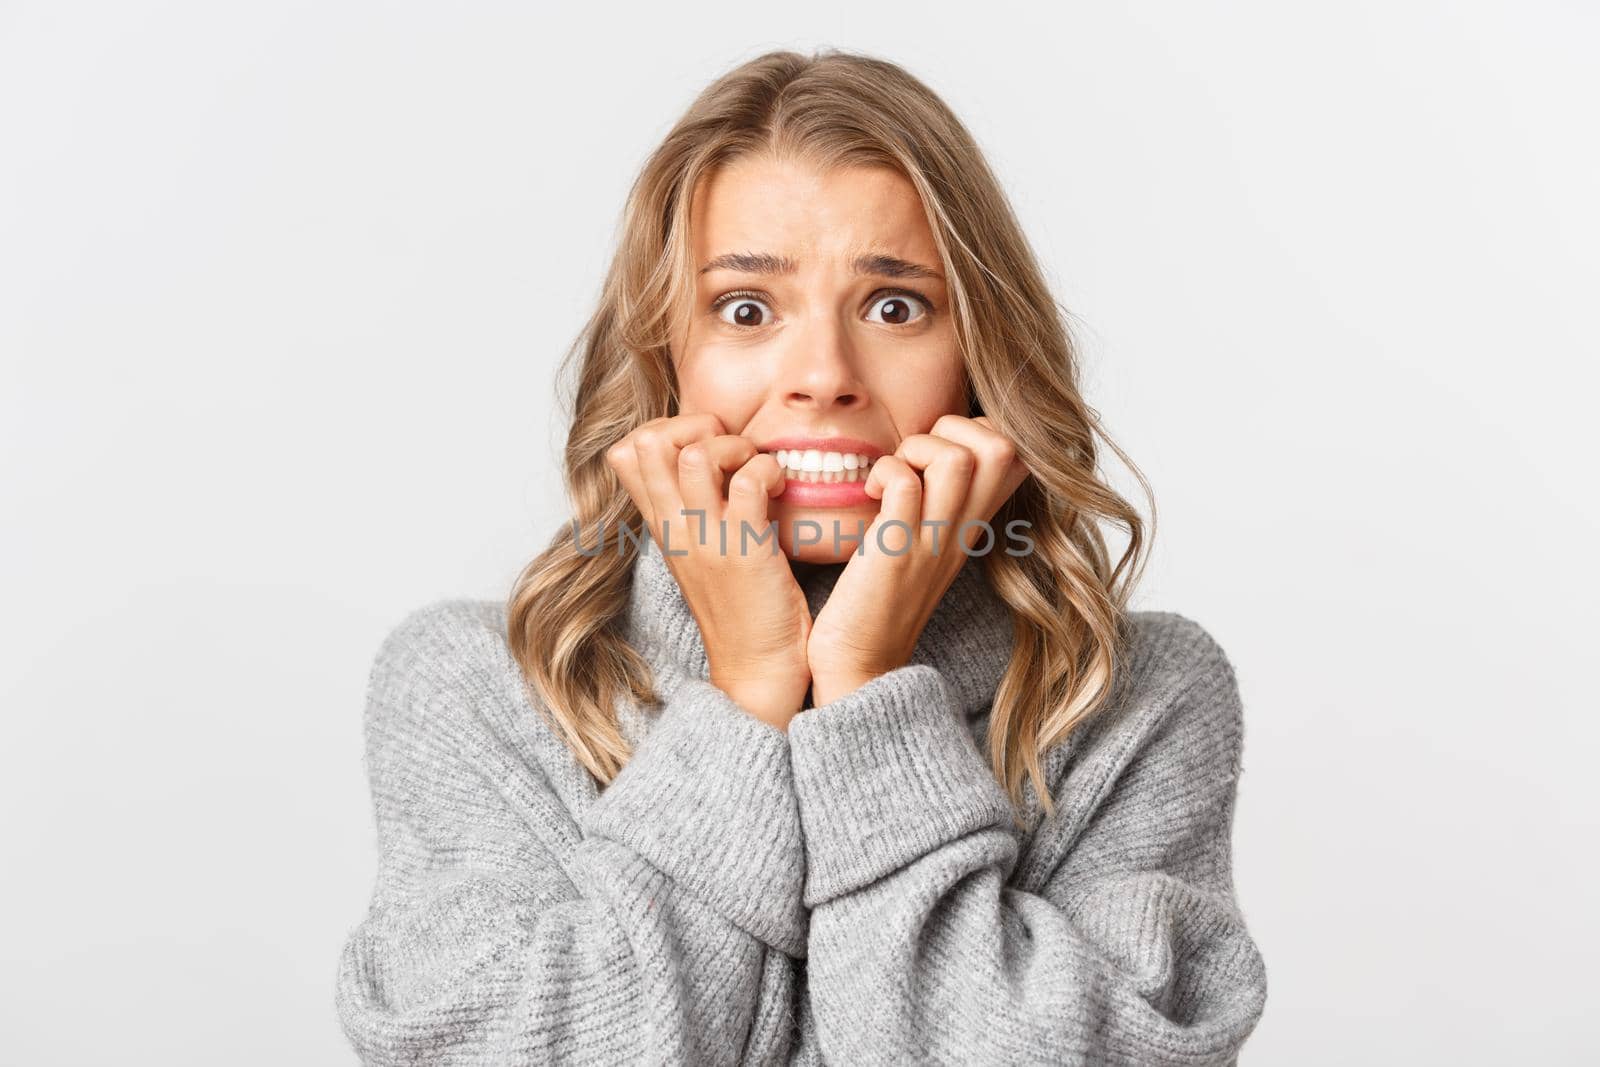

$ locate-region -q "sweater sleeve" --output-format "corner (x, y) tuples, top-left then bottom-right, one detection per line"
(784, 629), (1268, 1066)
(335, 602), (807, 1066)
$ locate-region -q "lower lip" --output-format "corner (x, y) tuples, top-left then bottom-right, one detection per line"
(776, 476), (876, 508)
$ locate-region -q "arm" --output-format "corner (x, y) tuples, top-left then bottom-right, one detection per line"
(785, 626), (1268, 1066)
(335, 602), (807, 1066)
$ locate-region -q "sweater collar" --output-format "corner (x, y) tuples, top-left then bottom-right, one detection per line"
(621, 534), (1015, 720)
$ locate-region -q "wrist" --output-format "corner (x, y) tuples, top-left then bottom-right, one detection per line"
(711, 673), (804, 731)
(808, 671), (879, 708)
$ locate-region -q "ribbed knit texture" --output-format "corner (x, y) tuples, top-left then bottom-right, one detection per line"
(335, 536), (1268, 1064)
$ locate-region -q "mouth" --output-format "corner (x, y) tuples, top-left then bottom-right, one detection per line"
(754, 437), (886, 486)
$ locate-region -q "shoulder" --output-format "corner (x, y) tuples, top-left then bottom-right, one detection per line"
(369, 598), (510, 680)
(1121, 610), (1240, 700)
(1035, 612), (1252, 890)
(364, 598), (521, 741)
(355, 600), (591, 859)
(1083, 609), (1247, 765)
(1123, 610), (1237, 678)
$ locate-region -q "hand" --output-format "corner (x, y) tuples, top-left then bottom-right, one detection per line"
(606, 414), (812, 731)
(807, 415), (1029, 707)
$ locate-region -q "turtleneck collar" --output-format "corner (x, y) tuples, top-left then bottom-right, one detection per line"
(620, 534), (1016, 721)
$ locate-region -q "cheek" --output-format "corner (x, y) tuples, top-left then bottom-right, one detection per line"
(874, 351), (968, 428)
(674, 344), (769, 420)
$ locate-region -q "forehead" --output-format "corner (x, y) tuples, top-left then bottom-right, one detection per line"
(689, 154), (938, 266)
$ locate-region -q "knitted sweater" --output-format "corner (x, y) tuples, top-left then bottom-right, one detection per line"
(335, 536), (1268, 1065)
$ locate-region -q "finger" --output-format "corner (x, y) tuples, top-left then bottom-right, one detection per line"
(680, 435), (759, 545)
(891, 433), (975, 534)
(634, 413), (726, 543)
(863, 454), (922, 555)
(933, 414), (1028, 524)
(605, 432), (655, 531)
(724, 452), (786, 559)
(970, 416), (1030, 497)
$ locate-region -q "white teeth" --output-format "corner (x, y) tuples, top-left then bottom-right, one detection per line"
(765, 449), (875, 482)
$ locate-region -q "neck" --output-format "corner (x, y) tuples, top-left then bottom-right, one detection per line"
(621, 538), (1015, 720)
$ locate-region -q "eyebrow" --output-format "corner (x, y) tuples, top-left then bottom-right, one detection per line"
(698, 251), (944, 281)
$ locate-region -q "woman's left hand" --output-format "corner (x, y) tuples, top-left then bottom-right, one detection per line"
(807, 415), (1030, 706)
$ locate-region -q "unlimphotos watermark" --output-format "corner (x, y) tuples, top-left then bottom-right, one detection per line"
(570, 512), (1036, 558)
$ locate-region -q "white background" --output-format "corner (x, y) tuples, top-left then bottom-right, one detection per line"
(3, 2), (1595, 1063)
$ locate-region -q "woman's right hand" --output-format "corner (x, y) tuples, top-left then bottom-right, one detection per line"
(605, 413), (811, 731)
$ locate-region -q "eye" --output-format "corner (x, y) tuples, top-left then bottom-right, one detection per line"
(712, 291), (774, 328)
(866, 289), (931, 326)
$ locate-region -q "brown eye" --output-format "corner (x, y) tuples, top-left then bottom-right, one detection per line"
(715, 295), (773, 327)
(867, 292), (929, 326)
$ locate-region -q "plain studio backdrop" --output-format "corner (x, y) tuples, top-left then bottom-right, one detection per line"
(3, 2), (1595, 1064)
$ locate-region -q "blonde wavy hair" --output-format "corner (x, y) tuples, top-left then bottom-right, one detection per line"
(506, 48), (1153, 824)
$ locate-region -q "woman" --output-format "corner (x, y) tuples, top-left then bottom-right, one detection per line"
(335, 48), (1268, 1065)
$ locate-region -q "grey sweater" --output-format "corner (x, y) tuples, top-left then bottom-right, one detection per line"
(335, 536), (1268, 1064)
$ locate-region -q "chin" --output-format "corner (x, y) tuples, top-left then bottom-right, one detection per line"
(770, 502), (880, 564)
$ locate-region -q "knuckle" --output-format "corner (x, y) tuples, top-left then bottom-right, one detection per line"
(679, 441), (709, 468)
(888, 463), (920, 489)
(944, 447), (977, 475)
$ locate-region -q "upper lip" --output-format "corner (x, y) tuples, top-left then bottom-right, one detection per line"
(755, 436), (888, 459)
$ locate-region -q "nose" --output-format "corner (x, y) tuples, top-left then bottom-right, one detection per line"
(777, 317), (867, 412)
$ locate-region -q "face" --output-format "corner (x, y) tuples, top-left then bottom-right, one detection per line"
(671, 153), (968, 564)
